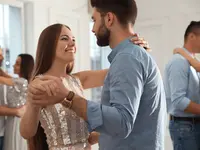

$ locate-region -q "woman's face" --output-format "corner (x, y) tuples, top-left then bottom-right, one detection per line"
(55, 26), (76, 64)
(13, 56), (21, 75)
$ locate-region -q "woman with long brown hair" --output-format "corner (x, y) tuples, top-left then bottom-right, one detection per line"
(0, 54), (34, 150)
(20, 23), (149, 150)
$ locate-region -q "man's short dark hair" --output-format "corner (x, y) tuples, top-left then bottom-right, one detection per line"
(90, 0), (137, 26)
(184, 21), (200, 41)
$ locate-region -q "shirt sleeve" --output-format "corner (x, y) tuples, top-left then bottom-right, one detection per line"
(167, 56), (191, 111)
(87, 53), (144, 138)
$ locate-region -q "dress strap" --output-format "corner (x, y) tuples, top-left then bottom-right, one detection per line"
(69, 75), (83, 91)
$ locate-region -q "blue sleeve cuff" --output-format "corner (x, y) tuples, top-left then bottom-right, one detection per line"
(177, 97), (191, 111)
(87, 100), (103, 131)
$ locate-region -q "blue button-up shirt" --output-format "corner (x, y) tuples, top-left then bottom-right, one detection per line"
(164, 48), (200, 117)
(87, 38), (166, 150)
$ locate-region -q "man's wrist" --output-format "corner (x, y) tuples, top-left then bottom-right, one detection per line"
(27, 101), (41, 110)
(60, 91), (75, 108)
(71, 94), (83, 108)
(60, 92), (88, 120)
(71, 94), (88, 119)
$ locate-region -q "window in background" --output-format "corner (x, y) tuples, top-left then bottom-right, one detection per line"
(90, 22), (111, 102)
(0, 4), (22, 75)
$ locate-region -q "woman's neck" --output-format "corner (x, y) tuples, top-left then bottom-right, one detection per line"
(45, 61), (69, 77)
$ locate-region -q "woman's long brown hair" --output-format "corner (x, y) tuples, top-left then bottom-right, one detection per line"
(29, 23), (74, 150)
(18, 54), (34, 82)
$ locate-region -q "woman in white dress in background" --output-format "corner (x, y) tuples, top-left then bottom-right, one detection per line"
(0, 54), (34, 150)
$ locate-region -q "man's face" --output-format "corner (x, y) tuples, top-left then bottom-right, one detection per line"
(0, 49), (4, 67)
(189, 32), (200, 53)
(91, 8), (110, 47)
(194, 34), (200, 52)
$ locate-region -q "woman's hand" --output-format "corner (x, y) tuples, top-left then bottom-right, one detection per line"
(173, 48), (185, 55)
(88, 132), (100, 145)
(130, 34), (151, 51)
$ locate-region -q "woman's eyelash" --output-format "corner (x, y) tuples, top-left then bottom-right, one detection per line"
(61, 37), (68, 40)
(61, 37), (75, 42)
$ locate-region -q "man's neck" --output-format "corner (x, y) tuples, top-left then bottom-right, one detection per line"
(184, 43), (197, 54)
(109, 25), (134, 49)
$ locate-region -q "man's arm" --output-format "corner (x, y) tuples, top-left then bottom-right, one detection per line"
(71, 54), (144, 138)
(0, 68), (11, 78)
(0, 105), (21, 116)
(0, 76), (14, 86)
(168, 57), (200, 114)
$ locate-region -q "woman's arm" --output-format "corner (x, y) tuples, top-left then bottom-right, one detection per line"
(0, 76), (14, 86)
(73, 69), (108, 89)
(174, 48), (200, 72)
(20, 101), (41, 139)
(0, 68), (12, 78)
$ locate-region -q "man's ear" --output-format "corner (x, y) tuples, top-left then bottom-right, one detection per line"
(105, 12), (114, 28)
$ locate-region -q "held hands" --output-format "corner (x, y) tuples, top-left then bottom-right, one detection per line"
(15, 105), (26, 118)
(130, 33), (151, 51)
(27, 75), (69, 107)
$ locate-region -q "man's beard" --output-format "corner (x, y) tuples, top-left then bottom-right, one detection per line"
(96, 20), (110, 47)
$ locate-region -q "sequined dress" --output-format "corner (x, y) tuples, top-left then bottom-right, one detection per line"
(3, 78), (28, 150)
(40, 76), (90, 150)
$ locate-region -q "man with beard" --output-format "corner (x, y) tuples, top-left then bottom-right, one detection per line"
(27, 0), (166, 149)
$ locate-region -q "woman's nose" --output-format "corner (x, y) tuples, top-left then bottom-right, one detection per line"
(69, 39), (75, 46)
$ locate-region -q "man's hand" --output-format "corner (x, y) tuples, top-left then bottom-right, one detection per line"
(130, 33), (151, 51)
(27, 75), (70, 106)
(0, 68), (11, 78)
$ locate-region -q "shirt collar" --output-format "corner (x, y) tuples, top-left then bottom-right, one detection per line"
(107, 37), (132, 63)
(182, 47), (195, 58)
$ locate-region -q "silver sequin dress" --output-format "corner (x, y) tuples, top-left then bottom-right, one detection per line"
(3, 78), (28, 150)
(40, 76), (90, 150)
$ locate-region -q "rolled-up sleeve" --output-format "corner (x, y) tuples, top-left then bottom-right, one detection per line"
(167, 57), (191, 111)
(87, 53), (144, 138)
